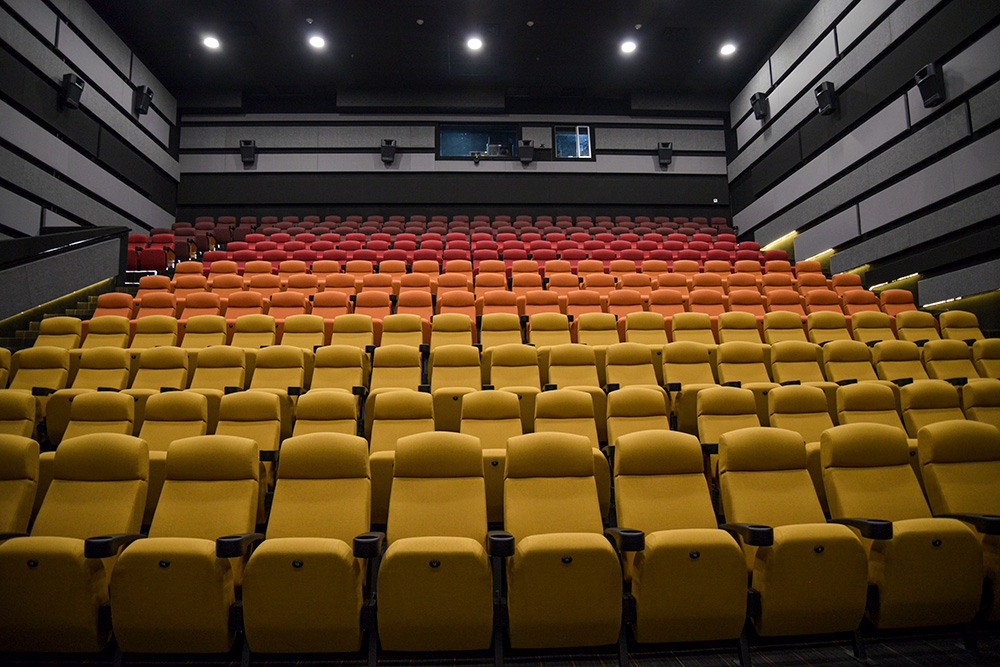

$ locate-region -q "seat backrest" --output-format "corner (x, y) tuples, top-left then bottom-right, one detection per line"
(761, 310), (806, 344)
(547, 343), (600, 388)
(614, 430), (717, 533)
(527, 312), (571, 347)
(974, 339), (1000, 379)
(231, 314), (277, 348)
(131, 315), (179, 349)
(851, 311), (895, 343)
(387, 432), (487, 546)
(249, 344), (306, 391)
(767, 385), (833, 443)
(962, 379), (1000, 429)
(138, 391), (209, 453)
(311, 344), (368, 391)
(31, 433), (148, 539)
(370, 390), (435, 454)
(939, 310), (984, 341)
(896, 310), (941, 343)
(35, 316), (82, 349)
(719, 426), (826, 526)
(900, 380), (964, 437)
(380, 314), (425, 348)
(429, 313), (473, 349)
(82, 316), (131, 348)
(918, 420), (1000, 515)
(871, 340), (927, 382)
(806, 311), (851, 345)
(62, 391), (135, 441)
(9, 346), (70, 392)
(697, 387), (760, 444)
(215, 391), (282, 450)
(504, 432), (602, 543)
(460, 390), (522, 449)
(922, 339), (979, 380)
(879, 288), (916, 317)
(606, 386), (670, 445)
(489, 344), (540, 389)
(576, 312), (620, 346)
(821, 423), (931, 521)
(842, 289), (881, 314)
(148, 435), (258, 539)
(624, 312), (668, 346)
(836, 382), (904, 429)
(429, 344), (481, 391)
(671, 312), (716, 345)
(822, 339), (878, 382)
(534, 389), (598, 448)
(0, 391), (36, 438)
(0, 434), (39, 532)
(292, 388), (358, 437)
(370, 344), (422, 392)
(72, 346), (131, 390)
(716, 341), (772, 385)
(280, 314), (325, 350)
(266, 433), (370, 541)
(330, 314), (374, 349)
(768, 340), (824, 383)
(661, 341), (715, 386)
(190, 345), (246, 390)
(605, 342), (659, 388)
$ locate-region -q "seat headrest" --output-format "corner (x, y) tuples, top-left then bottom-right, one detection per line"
(0, 390), (34, 416)
(807, 311), (847, 327)
(255, 345), (305, 367)
(70, 391), (134, 421)
(820, 423), (908, 468)
(871, 340), (919, 363)
(671, 312), (712, 330)
(769, 384), (828, 414)
(196, 345), (245, 367)
(332, 314), (374, 333)
(283, 314), (323, 333)
(395, 432), (483, 478)
(896, 310), (936, 328)
(138, 346), (188, 369)
(852, 311), (891, 328)
(918, 420), (1000, 464)
(763, 311), (803, 328)
(234, 314), (276, 332)
(490, 343), (537, 365)
(97, 293), (133, 307)
(461, 390), (520, 420)
(270, 291), (306, 307)
(625, 312), (665, 330)
(183, 315), (228, 335)
(719, 311), (758, 328)
(719, 427), (806, 472)
(220, 391), (281, 421)
(432, 313), (472, 332)
(373, 390), (433, 419)
(374, 344), (421, 367)
(577, 312), (617, 329)
(607, 386), (667, 417)
(964, 380), (1000, 407)
(939, 310), (978, 328)
(39, 317), (82, 335)
(770, 340), (821, 363)
(549, 343), (596, 365)
(144, 391), (208, 422)
(135, 315), (177, 334)
(901, 380), (959, 410)
(16, 346), (70, 369)
(382, 314), (423, 332)
(506, 432), (594, 478)
(139, 292), (175, 307)
(55, 434), (148, 481)
(823, 339), (870, 363)
(921, 339), (969, 361)
(294, 390), (356, 420)
(536, 389), (594, 418)
(278, 433), (369, 479)
(698, 386), (757, 415)
(79, 346), (130, 369)
(606, 343), (654, 366)
(0, 435), (39, 480)
(529, 312), (569, 330)
(837, 382), (895, 411)
(165, 435), (258, 481)
(87, 315), (130, 334)
(431, 344), (480, 367)
(662, 340), (711, 363)
(314, 345), (365, 367)
(717, 341), (766, 364)
(614, 430), (702, 475)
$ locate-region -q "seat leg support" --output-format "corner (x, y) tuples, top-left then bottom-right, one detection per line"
(737, 631), (751, 667)
(240, 638), (251, 667)
(850, 629), (866, 662)
(962, 624), (978, 653)
(617, 623), (629, 667)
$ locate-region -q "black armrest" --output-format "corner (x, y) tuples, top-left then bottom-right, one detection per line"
(476, 315), (482, 328)
(945, 377), (968, 387)
(829, 518), (892, 540)
(964, 338), (977, 346)
(418, 384), (431, 393)
(365, 345), (376, 355)
(666, 382), (681, 392)
(308, 294), (314, 302)
(353, 531), (385, 558)
(605, 383), (620, 393)
(914, 339), (929, 347)
(84, 533), (145, 559)
(605, 527), (645, 553)
(419, 343), (430, 355)
(349, 294), (357, 302)
(567, 314), (573, 323)
(473, 344), (482, 352)
(352, 385), (367, 396)
(224, 385), (241, 394)
(31, 387), (55, 396)
(216, 532), (265, 558)
(780, 380), (801, 386)
(865, 340), (881, 347)
(287, 386), (302, 396)
(722, 380), (741, 388)
(314, 345), (323, 353)
(891, 377), (913, 386)
(937, 513), (1000, 535)
(259, 449), (279, 462)
(97, 386), (118, 392)
(543, 383), (557, 392)
(836, 378), (858, 386)
(520, 315), (528, 326)
(487, 531), (515, 558)
(700, 442), (718, 456)
(389, 294), (397, 304)
(721, 523), (774, 547)
(482, 384), (494, 391)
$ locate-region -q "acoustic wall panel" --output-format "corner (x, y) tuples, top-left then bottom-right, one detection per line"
(0, 186), (42, 236)
(793, 205), (859, 261)
(918, 258), (1000, 306)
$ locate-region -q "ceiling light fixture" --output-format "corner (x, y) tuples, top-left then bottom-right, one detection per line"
(621, 40), (637, 54)
(526, 21), (534, 27)
(202, 35), (220, 50)
(467, 36), (483, 50)
(720, 43), (736, 56)
(416, 19), (424, 25)
(308, 35), (326, 49)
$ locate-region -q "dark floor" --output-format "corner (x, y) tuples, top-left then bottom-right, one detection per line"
(6, 629), (1000, 667)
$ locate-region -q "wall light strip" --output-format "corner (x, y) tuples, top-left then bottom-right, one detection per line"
(761, 230), (797, 251)
(805, 248), (835, 261)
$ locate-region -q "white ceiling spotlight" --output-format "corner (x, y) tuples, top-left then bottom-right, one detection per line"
(202, 35), (220, 50)
(309, 35), (326, 49)
(720, 43), (737, 56)
(620, 40), (637, 54)
(467, 36), (483, 51)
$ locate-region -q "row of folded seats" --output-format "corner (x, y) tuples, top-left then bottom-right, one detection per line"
(3, 336), (998, 520)
(1, 419), (998, 661)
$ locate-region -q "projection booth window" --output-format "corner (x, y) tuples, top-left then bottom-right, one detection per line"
(554, 126), (592, 159)
(438, 124), (520, 159)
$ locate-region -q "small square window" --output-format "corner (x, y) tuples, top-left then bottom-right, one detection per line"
(554, 126), (592, 159)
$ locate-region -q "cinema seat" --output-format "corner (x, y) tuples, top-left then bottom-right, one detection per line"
(662, 341), (718, 435)
(428, 344), (483, 432)
(606, 386), (670, 446)
(896, 310), (941, 345)
(460, 390), (522, 522)
(0, 434), (38, 533)
(768, 385), (836, 510)
(0, 391), (36, 438)
(33, 317), (81, 349)
(368, 390), (435, 524)
(940, 310), (985, 342)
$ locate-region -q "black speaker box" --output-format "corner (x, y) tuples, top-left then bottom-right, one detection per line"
(750, 92), (768, 121)
(239, 140), (256, 167)
(657, 142), (673, 166)
(815, 81), (837, 115)
(133, 85), (154, 115)
(916, 63), (946, 108)
(381, 139), (397, 165)
(519, 139), (534, 165)
(60, 73), (85, 109)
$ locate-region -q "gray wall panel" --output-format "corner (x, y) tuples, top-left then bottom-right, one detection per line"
(179, 126), (228, 150)
(836, 0), (897, 52)
(48, 0), (131, 74)
(793, 205), (859, 260)
(730, 62), (772, 124)
(831, 182), (1000, 273)
(3, 0), (57, 44)
(770, 0), (853, 81)
(596, 126), (724, 152)
(42, 208), (81, 228)
(0, 186), (42, 235)
(316, 125), (436, 149)
(918, 258), (1000, 306)
(522, 126), (551, 146)
(128, 52), (177, 122)
(970, 78), (1000, 132)
(56, 19), (131, 111)
(137, 103), (171, 146)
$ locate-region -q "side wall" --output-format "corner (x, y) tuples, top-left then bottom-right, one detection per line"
(726, 0), (1000, 308)
(0, 0), (179, 239)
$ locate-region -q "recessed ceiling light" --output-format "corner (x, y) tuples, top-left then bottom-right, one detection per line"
(416, 19), (424, 25)
(634, 24), (642, 30)
(309, 35), (326, 49)
(467, 36), (483, 51)
(720, 43), (736, 56)
(620, 40), (637, 54)
(526, 20), (534, 27)
(202, 35), (220, 50)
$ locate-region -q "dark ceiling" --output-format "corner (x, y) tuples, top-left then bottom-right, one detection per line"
(88, 0), (816, 114)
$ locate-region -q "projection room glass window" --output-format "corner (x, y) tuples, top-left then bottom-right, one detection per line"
(554, 126), (592, 159)
(439, 124), (519, 158)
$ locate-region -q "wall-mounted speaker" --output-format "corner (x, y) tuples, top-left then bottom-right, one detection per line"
(60, 73), (85, 109)
(657, 141), (673, 166)
(915, 63), (946, 108)
(750, 92), (769, 121)
(381, 139), (397, 165)
(239, 140), (256, 167)
(815, 81), (837, 116)
(519, 139), (534, 166)
(133, 85), (154, 115)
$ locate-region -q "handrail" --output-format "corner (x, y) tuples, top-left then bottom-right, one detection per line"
(0, 227), (130, 273)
